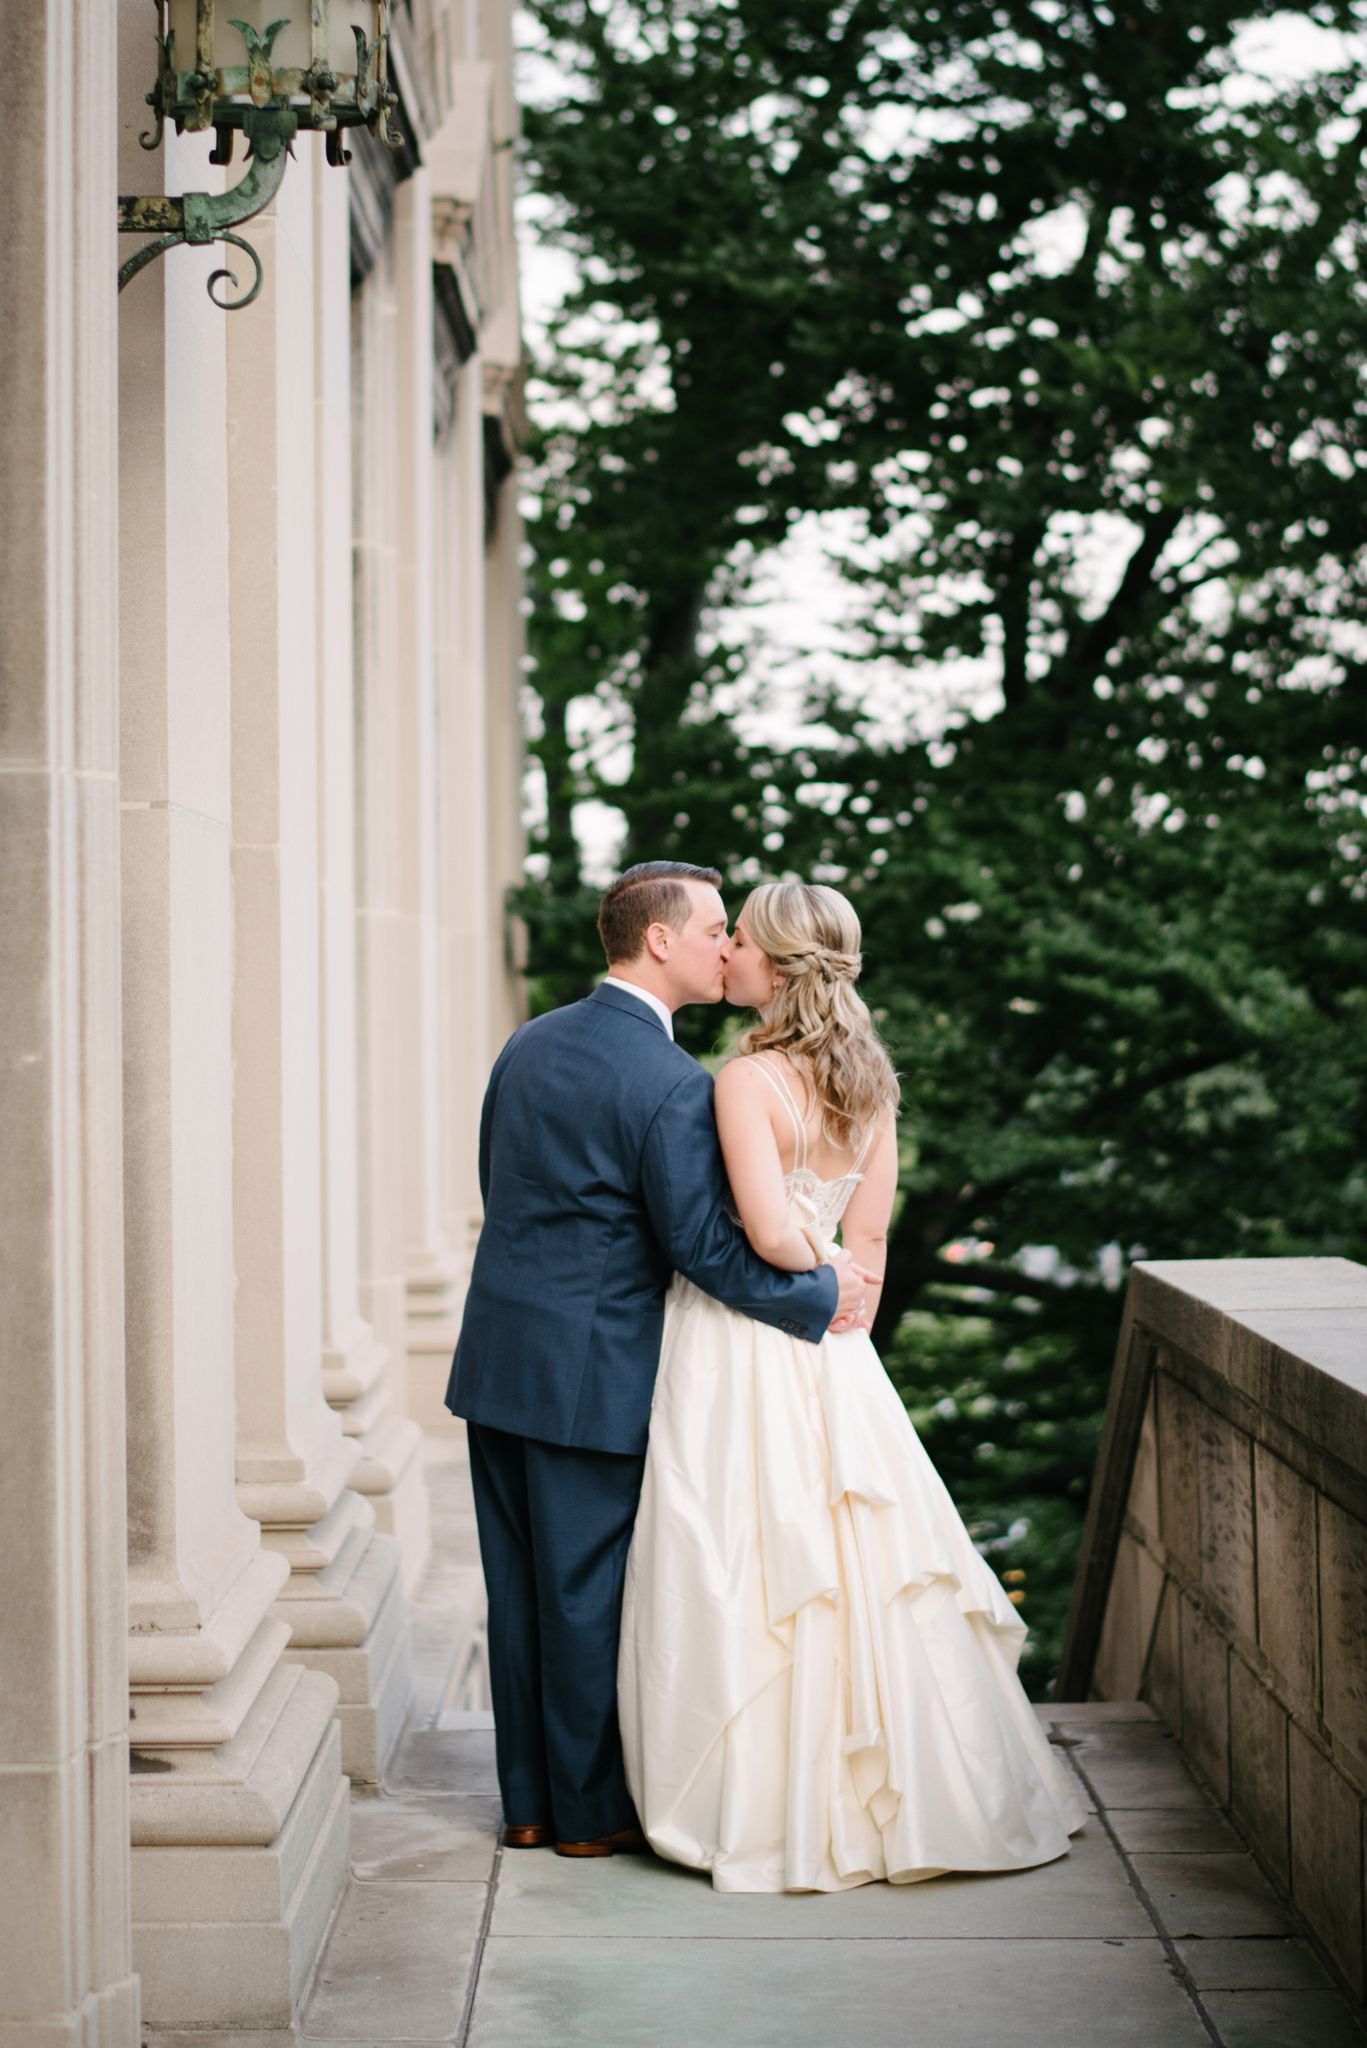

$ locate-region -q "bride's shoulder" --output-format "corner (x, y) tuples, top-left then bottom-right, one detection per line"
(714, 1051), (807, 1117)
(714, 1051), (777, 1089)
(723, 1047), (808, 1091)
(712, 1053), (772, 1103)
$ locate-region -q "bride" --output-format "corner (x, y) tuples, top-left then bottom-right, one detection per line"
(617, 879), (1088, 1893)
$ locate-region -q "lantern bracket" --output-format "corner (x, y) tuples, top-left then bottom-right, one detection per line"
(118, 105), (296, 310)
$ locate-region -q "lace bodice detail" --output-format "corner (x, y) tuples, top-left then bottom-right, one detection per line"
(783, 1166), (865, 1237)
(725, 1166), (864, 1240)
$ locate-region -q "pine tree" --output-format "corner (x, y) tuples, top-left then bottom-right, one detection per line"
(516, 0), (1367, 1685)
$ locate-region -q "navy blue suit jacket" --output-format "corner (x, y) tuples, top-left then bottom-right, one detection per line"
(444, 982), (839, 1455)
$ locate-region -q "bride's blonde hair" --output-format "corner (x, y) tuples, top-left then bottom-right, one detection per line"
(730, 881), (899, 1153)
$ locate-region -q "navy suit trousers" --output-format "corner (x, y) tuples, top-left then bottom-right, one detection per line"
(467, 1419), (647, 1842)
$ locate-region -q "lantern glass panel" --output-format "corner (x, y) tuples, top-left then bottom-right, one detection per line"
(166, 3), (382, 89)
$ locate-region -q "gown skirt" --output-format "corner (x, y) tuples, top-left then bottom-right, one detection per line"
(617, 1215), (1089, 1894)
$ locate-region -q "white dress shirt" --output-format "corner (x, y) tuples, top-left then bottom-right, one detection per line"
(601, 975), (675, 1040)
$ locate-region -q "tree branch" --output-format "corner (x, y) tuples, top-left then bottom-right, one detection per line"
(926, 1257), (1073, 1304)
(997, 521), (1046, 709)
(1053, 504), (1183, 696)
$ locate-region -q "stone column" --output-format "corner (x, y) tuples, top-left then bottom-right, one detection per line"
(392, 169), (467, 1414)
(421, 28), (526, 1436)
(313, 164), (429, 1589)
(481, 410), (529, 1055)
(435, 354), (494, 1334)
(0, 5), (139, 2042)
(478, 0), (529, 1054)
(354, 233), (411, 1425)
(226, 143), (410, 1786)
(114, 35), (347, 2021)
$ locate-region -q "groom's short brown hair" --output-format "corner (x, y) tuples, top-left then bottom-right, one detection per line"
(598, 861), (723, 966)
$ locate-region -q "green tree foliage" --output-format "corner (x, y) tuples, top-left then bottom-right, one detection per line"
(516, 0), (1367, 1687)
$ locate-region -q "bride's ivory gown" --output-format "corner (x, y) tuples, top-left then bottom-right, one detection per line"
(617, 1056), (1089, 1894)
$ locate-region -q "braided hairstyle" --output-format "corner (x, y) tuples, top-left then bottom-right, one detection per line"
(730, 881), (899, 1153)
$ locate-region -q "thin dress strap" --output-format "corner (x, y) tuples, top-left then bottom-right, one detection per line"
(749, 1056), (808, 1172)
(849, 1116), (880, 1177)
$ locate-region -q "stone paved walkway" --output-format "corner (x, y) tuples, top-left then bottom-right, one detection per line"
(167, 1446), (1367, 2048)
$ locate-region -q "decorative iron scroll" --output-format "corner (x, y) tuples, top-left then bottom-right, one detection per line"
(117, 105), (293, 307)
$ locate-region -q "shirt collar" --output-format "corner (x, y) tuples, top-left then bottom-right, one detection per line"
(600, 976), (675, 1040)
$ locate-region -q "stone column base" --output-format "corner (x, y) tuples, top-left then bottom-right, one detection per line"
(353, 1410), (431, 1593)
(404, 1249), (465, 1437)
(0, 1977), (142, 2048)
(404, 1327), (465, 1436)
(132, 1668), (347, 2029)
(280, 1530), (413, 1784)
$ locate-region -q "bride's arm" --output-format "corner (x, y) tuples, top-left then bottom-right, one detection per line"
(836, 1119), (897, 1321)
(712, 1060), (818, 1272)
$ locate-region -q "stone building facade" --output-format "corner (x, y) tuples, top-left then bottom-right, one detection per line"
(2, 2), (525, 2037)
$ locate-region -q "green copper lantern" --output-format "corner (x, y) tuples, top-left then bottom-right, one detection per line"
(120, 2), (403, 308)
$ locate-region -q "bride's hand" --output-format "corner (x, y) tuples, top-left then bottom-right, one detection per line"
(826, 1247), (880, 1321)
(828, 1307), (873, 1334)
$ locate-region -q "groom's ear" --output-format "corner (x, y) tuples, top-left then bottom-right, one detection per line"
(642, 921), (673, 964)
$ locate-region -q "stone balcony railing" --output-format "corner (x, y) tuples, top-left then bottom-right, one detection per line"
(1059, 1256), (1367, 2011)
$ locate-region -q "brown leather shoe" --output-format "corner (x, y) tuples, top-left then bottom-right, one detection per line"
(503, 1823), (553, 1848)
(555, 1826), (649, 1858)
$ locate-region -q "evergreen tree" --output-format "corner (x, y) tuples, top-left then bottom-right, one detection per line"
(516, 0), (1367, 1685)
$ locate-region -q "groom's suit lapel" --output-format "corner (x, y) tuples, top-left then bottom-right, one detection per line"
(586, 982), (674, 1039)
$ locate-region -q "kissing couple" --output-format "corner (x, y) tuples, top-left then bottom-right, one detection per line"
(445, 862), (1087, 1891)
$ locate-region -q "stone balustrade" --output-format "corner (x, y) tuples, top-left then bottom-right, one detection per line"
(1060, 1257), (1367, 2008)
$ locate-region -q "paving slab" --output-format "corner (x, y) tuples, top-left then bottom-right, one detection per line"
(1129, 1853), (1293, 1939)
(1071, 1742), (1212, 1811)
(1175, 1936), (1350, 1991)
(1059, 1719), (1191, 1751)
(386, 1726), (500, 1798)
(468, 1935), (1210, 2048)
(302, 1879), (486, 2040)
(1202, 1987), (1366, 2047)
(1108, 1805), (1245, 1853)
(348, 1793), (501, 1883)
(490, 1821), (1154, 1940)
(1049, 1701), (1162, 1725)
(144, 2035), (294, 2047)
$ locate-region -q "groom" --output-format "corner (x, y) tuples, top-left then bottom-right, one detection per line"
(445, 861), (872, 1855)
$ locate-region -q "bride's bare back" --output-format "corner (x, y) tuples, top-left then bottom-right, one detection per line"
(714, 1049), (898, 1293)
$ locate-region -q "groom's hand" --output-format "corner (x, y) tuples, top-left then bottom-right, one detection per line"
(825, 1248), (878, 1326)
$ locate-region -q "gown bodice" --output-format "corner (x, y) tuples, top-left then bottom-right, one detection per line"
(782, 1166), (866, 1240)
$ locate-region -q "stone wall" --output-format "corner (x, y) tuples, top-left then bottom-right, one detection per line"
(0, 6), (141, 2041)
(1061, 1258), (1367, 2006)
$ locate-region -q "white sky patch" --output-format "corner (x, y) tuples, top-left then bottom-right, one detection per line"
(700, 511), (1005, 752)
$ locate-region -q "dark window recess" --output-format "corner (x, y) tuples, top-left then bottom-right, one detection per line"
(348, 87), (420, 288)
(434, 262), (479, 437)
(483, 413), (513, 538)
(434, 263), (478, 366)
